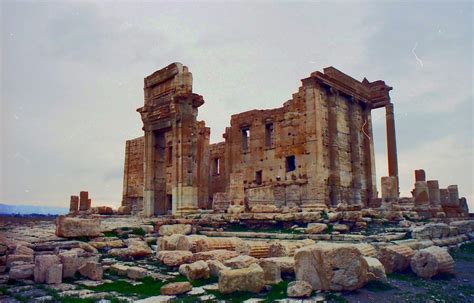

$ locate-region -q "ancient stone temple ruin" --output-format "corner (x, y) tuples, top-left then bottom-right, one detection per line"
(121, 62), (467, 218)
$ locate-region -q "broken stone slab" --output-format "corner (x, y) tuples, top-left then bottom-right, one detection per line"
(267, 240), (315, 257)
(305, 223), (327, 234)
(333, 224), (349, 233)
(55, 216), (101, 238)
(6, 255), (33, 268)
(160, 282), (192, 295)
(78, 261), (103, 281)
(223, 255), (258, 269)
(89, 239), (125, 250)
(410, 246), (454, 278)
(9, 264), (35, 280)
(192, 249), (239, 262)
(109, 239), (152, 259)
(250, 204), (279, 213)
(178, 260), (210, 281)
(158, 224), (192, 236)
(34, 254), (60, 283)
(258, 258), (282, 284)
(110, 264), (129, 276)
(58, 250), (99, 278)
(294, 243), (368, 291)
(218, 263), (265, 294)
(206, 259), (229, 277)
(127, 266), (147, 280)
(45, 264), (63, 284)
(378, 245), (415, 274)
(157, 250), (193, 267)
(14, 245), (34, 255)
(262, 257), (295, 274)
(287, 280), (313, 298)
(157, 234), (192, 251)
(411, 223), (450, 240)
(364, 257), (387, 283)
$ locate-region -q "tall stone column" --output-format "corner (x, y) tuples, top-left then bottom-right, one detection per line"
(143, 130), (155, 217)
(362, 107), (377, 204)
(349, 99), (362, 205)
(385, 103), (399, 188)
(328, 88), (341, 206)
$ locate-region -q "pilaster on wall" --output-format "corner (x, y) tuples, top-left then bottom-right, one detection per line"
(328, 88), (341, 206)
(349, 99), (362, 205)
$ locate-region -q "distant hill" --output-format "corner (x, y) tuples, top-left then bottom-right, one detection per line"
(0, 203), (68, 215)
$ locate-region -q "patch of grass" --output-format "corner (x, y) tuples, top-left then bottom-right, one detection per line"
(0, 286), (7, 295)
(121, 227), (130, 231)
(326, 224), (334, 234)
(190, 276), (218, 287)
(103, 230), (119, 238)
(321, 210), (329, 220)
(262, 280), (289, 302)
(70, 236), (92, 242)
(86, 275), (190, 298)
(85, 276), (168, 298)
(364, 280), (395, 292)
(132, 227), (146, 236)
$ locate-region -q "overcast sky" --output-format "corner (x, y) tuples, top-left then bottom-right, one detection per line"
(1, 0), (472, 211)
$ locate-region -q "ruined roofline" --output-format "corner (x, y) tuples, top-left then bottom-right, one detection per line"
(143, 62), (186, 88)
(126, 136), (144, 143)
(308, 66), (392, 109)
(228, 66), (392, 123)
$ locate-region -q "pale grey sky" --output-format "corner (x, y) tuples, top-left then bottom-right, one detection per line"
(1, 1), (472, 210)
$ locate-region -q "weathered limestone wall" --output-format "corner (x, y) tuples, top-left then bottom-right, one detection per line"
(122, 137), (145, 212)
(215, 71), (380, 209)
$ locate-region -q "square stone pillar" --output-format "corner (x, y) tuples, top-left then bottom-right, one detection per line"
(381, 176), (398, 205)
(328, 88), (341, 206)
(349, 99), (362, 205)
(79, 191), (89, 211)
(427, 180), (440, 206)
(69, 196), (79, 212)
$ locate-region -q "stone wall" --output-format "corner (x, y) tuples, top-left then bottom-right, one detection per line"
(122, 136), (145, 212)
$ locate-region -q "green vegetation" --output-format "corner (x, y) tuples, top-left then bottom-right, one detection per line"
(85, 276), (170, 297)
(326, 224), (334, 234)
(132, 227), (146, 236)
(321, 210), (329, 220)
(103, 230), (119, 238)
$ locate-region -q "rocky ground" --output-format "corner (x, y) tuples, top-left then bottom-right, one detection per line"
(0, 214), (473, 303)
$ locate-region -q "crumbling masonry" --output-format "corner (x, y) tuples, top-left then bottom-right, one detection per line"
(121, 63), (467, 218)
